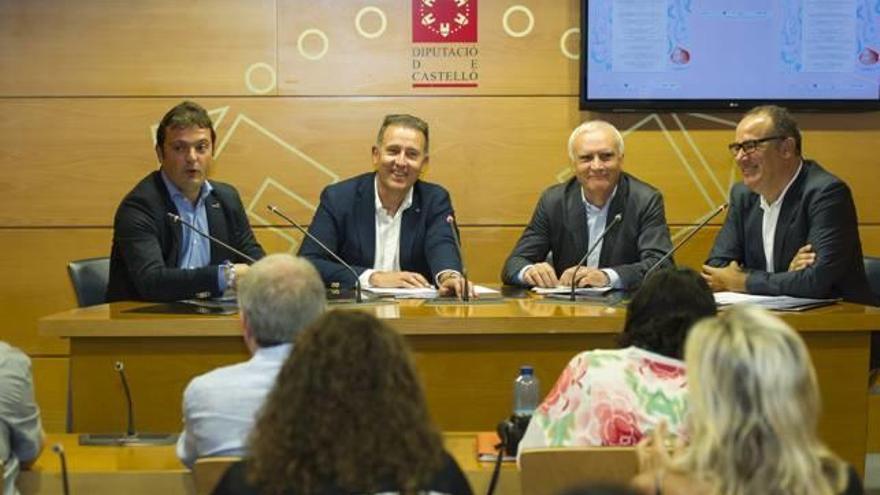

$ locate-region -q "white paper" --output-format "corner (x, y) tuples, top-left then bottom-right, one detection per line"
(365, 285), (500, 299)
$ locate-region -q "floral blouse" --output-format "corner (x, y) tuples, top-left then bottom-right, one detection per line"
(518, 346), (688, 452)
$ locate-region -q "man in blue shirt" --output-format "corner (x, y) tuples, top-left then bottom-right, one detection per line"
(107, 101), (264, 302)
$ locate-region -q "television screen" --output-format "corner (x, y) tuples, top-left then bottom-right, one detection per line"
(580, 0), (880, 111)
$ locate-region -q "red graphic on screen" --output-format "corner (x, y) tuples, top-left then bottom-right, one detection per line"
(412, 0), (478, 43)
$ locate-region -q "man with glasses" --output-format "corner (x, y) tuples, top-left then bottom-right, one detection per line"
(702, 105), (874, 305)
(501, 120), (674, 290)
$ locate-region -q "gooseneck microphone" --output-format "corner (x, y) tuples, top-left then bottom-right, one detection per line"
(115, 361), (136, 438)
(267, 204), (363, 303)
(78, 361), (177, 446)
(166, 212), (256, 263)
(643, 203), (728, 281)
(52, 443), (70, 495)
(570, 213), (623, 302)
(445, 215), (470, 302)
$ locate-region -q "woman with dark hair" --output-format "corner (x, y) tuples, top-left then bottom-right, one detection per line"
(212, 310), (473, 495)
(518, 268), (716, 451)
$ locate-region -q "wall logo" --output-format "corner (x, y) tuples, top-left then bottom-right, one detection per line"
(412, 0), (478, 43)
(411, 0), (479, 87)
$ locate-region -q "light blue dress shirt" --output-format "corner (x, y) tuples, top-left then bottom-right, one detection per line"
(581, 187), (622, 289)
(176, 343), (292, 467)
(160, 172), (227, 291)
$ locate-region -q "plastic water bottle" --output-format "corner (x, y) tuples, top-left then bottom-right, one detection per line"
(513, 365), (540, 417)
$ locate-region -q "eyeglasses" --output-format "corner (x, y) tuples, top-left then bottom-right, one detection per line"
(727, 135), (786, 156)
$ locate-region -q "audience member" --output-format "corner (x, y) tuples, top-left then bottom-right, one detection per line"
(211, 310), (473, 495)
(0, 341), (44, 495)
(176, 254), (325, 467)
(518, 268), (716, 452)
(632, 305), (862, 495)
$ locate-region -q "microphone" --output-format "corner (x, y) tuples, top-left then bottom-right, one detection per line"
(78, 361), (177, 446)
(115, 361), (136, 437)
(266, 204), (363, 304)
(166, 212), (256, 263)
(570, 213), (622, 302)
(644, 203), (728, 280)
(445, 215), (470, 302)
(52, 443), (70, 495)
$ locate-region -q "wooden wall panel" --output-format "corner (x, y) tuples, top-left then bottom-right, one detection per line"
(2, 99), (877, 228)
(0, 0), (276, 96)
(276, 0), (580, 95)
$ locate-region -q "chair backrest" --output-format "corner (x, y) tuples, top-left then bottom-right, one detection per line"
(66, 256), (110, 307)
(520, 447), (639, 495)
(192, 456), (242, 495)
(865, 256), (880, 304)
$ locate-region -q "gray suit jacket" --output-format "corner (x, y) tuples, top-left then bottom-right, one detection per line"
(501, 173), (674, 289)
(706, 160), (875, 305)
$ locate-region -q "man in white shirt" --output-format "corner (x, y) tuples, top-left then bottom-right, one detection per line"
(176, 254), (325, 467)
(298, 114), (471, 298)
(702, 105), (874, 306)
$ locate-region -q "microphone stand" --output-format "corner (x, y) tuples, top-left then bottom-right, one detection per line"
(52, 444), (70, 495)
(643, 203), (728, 281)
(166, 213), (256, 263)
(569, 213), (622, 302)
(266, 205), (364, 304)
(446, 215), (470, 302)
(79, 361), (177, 446)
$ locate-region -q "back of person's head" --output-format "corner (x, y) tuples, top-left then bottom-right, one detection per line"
(155, 100), (216, 149)
(236, 254), (326, 347)
(618, 267), (716, 359)
(247, 310), (445, 494)
(679, 304), (848, 495)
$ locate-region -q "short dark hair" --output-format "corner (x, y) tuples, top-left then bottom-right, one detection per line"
(743, 105), (802, 155)
(155, 101), (216, 150)
(618, 267), (717, 359)
(375, 114), (429, 155)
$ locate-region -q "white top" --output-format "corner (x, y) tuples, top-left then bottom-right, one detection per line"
(0, 342), (43, 495)
(176, 343), (292, 467)
(359, 177), (415, 288)
(759, 162), (802, 272)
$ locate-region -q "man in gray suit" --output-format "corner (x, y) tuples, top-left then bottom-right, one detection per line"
(702, 105), (874, 306)
(501, 120), (674, 290)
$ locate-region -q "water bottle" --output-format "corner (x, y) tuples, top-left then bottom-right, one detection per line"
(513, 365), (540, 417)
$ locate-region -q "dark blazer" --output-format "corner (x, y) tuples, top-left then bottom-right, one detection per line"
(501, 173), (674, 289)
(706, 160), (875, 305)
(107, 171), (265, 302)
(297, 172), (462, 287)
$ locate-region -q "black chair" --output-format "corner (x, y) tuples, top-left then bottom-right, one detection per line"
(865, 256), (880, 304)
(67, 256), (110, 307)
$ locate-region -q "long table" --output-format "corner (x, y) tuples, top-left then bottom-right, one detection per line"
(39, 298), (879, 475)
(17, 432), (519, 495)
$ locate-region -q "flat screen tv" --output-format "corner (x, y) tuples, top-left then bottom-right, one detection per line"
(580, 0), (880, 111)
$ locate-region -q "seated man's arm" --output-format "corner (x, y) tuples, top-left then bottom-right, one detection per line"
(225, 187), (265, 262)
(746, 181), (861, 298)
(501, 192), (555, 286)
(0, 348), (44, 470)
(602, 191), (674, 289)
(705, 188), (747, 268)
(114, 201), (220, 301)
(297, 188), (370, 287)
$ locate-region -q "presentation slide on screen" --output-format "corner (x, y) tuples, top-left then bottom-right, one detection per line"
(586, 0), (880, 100)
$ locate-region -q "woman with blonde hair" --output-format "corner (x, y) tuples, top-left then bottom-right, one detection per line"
(632, 304), (862, 495)
(211, 310), (472, 495)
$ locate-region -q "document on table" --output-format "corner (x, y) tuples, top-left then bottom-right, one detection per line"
(713, 291), (839, 311)
(365, 285), (500, 299)
(531, 286), (613, 296)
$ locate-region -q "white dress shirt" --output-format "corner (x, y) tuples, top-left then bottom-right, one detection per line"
(358, 178), (415, 288)
(176, 343), (292, 467)
(759, 162), (802, 273)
